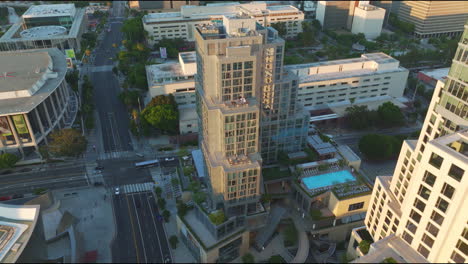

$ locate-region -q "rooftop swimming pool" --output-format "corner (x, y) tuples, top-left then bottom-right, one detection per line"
(302, 170), (355, 190)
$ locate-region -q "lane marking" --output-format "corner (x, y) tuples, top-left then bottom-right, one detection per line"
(131, 193), (148, 263)
(125, 194), (141, 263)
(146, 192), (164, 261)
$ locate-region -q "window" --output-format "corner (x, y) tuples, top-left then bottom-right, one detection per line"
(448, 164), (464, 181)
(402, 231), (413, 244)
(463, 227), (468, 240)
(413, 198), (426, 212)
(429, 153), (443, 169)
(456, 239), (468, 255)
(422, 233), (434, 248)
(435, 197), (449, 213)
(426, 222), (439, 237)
(422, 171), (436, 186)
(418, 185), (431, 200)
(410, 210), (421, 223)
(441, 183), (455, 199)
(451, 251), (465, 263)
(348, 202), (364, 211)
(417, 244), (430, 258)
(406, 220), (417, 234)
(430, 210), (444, 225)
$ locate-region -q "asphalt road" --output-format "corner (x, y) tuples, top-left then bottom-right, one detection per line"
(99, 158), (153, 187)
(112, 191), (172, 263)
(90, 1), (132, 153)
(0, 162), (88, 196)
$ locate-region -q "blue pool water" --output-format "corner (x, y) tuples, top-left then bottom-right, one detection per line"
(302, 170), (355, 189)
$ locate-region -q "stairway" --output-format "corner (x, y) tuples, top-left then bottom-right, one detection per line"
(255, 206), (286, 250)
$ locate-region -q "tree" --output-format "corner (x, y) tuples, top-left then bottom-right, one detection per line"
(0, 153), (20, 169)
(147, 94), (177, 108)
(177, 148), (190, 157)
(155, 186), (162, 197)
(177, 201), (190, 217)
(169, 235), (179, 249)
(157, 198), (166, 209)
(85, 49), (91, 56)
(48, 129), (87, 157)
(193, 191), (206, 204)
(121, 15), (145, 42)
(118, 90), (140, 107)
(377, 102), (405, 127)
(359, 240), (371, 254)
(162, 209), (171, 222)
(183, 166), (195, 176)
(242, 253), (255, 263)
(345, 105), (375, 129)
(359, 134), (396, 160)
(141, 104), (179, 134)
(271, 22), (287, 37)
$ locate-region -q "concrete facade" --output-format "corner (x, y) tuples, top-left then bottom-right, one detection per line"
(129, 0), (199, 13)
(358, 23), (468, 263)
(397, 1), (468, 38)
(286, 53), (409, 113)
(142, 1), (304, 45)
(0, 4), (87, 52)
(351, 4), (385, 40)
(0, 48), (77, 158)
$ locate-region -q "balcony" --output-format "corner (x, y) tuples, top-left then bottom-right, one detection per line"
(227, 154), (251, 166)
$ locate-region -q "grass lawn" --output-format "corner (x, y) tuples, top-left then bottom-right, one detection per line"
(263, 167), (291, 181)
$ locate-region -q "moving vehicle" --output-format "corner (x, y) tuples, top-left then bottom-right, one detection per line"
(114, 187), (120, 195)
(165, 157), (175, 162)
(135, 159), (159, 169)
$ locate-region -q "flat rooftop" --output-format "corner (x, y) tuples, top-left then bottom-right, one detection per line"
(419, 67), (450, 82)
(0, 51), (51, 95)
(179, 51), (196, 64)
(432, 129), (468, 160)
(286, 53), (398, 70)
(23, 4), (76, 18)
(0, 48), (67, 116)
(146, 62), (195, 86)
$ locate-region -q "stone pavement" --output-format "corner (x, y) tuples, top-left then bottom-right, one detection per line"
(53, 187), (115, 263)
(163, 213), (196, 263)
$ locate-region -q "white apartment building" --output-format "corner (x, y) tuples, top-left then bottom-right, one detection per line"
(350, 23), (468, 263)
(142, 1), (304, 45)
(285, 53), (409, 114)
(351, 4), (385, 40)
(145, 52), (197, 135)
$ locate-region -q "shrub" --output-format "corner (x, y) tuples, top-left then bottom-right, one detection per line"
(169, 235), (179, 249)
(0, 153), (20, 169)
(310, 209), (322, 220)
(359, 240), (371, 255)
(157, 198), (166, 210)
(177, 201), (190, 217)
(242, 253), (255, 263)
(269, 255), (285, 263)
(33, 188), (47, 195)
(162, 209), (170, 222)
(171, 178), (179, 186)
(283, 222), (298, 247)
(154, 186), (162, 197)
(209, 210), (226, 225)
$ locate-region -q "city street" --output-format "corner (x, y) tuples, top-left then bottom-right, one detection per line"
(112, 191), (172, 263)
(99, 158), (153, 187)
(89, 1), (132, 153)
(0, 162), (88, 196)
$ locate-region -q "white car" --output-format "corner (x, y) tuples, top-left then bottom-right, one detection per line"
(114, 187), (120, 195)
(165, 157), (175, 162)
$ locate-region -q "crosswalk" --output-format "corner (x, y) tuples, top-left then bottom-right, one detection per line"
(97, 151), (135, 160)
(121, 182), (154, 194)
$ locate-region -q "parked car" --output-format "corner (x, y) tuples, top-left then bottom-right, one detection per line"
(114, 187), (120, 195)
(12, 194), (24, 199)
(165, 157), (175, 162)
(0, 196), (12, 201)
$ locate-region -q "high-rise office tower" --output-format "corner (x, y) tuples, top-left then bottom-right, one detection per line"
(195, 14), (308, 214)
(354, 23), (468, 263)
(397, 1), (468, 38)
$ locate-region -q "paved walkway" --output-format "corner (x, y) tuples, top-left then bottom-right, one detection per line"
(255, 206), (286, 249)
(289, 208), (310, 263)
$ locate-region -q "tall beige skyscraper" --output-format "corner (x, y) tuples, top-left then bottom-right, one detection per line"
(353, 23), (468, 263)
(397, 1), (468, 38)
(195, 14), (308, 215)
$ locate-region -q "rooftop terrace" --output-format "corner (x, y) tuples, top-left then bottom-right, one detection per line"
(20, 26), (67, 39)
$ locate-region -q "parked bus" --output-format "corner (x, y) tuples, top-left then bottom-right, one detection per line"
(135, 159), (159, 169)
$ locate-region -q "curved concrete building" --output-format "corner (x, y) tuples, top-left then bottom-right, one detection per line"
(0, 48), (78, 158)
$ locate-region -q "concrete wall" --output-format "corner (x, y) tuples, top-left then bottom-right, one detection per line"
(327, 192), (371, 218)
(351, 5), (385, 39)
